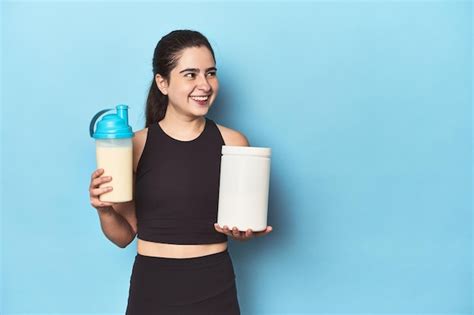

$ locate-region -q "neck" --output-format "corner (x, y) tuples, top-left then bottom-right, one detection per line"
(159, 105), (206, 138)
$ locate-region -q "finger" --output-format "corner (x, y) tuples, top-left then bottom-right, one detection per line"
(89, 170), (102, 189)
(100, 201), (114, 207)
(238, 228), (249, 241)
(245, 229), (253, 238)
(232, 227), (240, 238)
(90, 186), (113, 196)
(92, 176), (112, 188)
(90, 199), (114, 208)
(91, 168), (104, 180)
(90, 186), (113, 197)
(256, 226), (273, 236)
(223, 226), (233, 236)
(90, 172), (108, 189)
(215, 224), (231, 236)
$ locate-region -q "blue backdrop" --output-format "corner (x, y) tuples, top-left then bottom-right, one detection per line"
(1, 1), (472, 314)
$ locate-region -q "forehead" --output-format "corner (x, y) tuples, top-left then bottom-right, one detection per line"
(175, 46), (215, 70)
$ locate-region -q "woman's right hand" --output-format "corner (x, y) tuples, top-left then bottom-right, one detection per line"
(89, 168), (115, 213)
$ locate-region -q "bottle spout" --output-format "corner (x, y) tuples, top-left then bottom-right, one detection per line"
(116, 104), (129, 126)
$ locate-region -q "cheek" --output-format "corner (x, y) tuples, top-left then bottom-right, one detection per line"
(212, 80), (219, 93)
(172, 84), (193, 98)
(168, 89), (188, 106)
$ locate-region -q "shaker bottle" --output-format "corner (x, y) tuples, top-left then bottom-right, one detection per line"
(89, 104), (134, 203)
(217, 145), (272, 232)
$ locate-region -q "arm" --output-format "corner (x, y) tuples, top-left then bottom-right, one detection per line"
(90, 169), (137, 248)
(96, 202), (136, 248)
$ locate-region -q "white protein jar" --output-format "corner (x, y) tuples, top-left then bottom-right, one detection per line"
(217, 145), (272, 232)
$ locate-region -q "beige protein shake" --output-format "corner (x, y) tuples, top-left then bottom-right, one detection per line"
(96, 140), (133, 202)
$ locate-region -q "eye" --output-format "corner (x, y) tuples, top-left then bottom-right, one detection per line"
(184, 73), (196, 78)
(207, 71), (217, 77)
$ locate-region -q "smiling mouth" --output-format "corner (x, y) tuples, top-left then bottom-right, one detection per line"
(190, 95), (210, 101)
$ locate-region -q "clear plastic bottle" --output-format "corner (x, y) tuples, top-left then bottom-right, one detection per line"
(89, 104), (134, 202)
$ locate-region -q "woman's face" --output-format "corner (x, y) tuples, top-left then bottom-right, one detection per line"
(156, 46), (219, 118)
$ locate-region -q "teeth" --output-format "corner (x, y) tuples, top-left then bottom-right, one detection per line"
(191, 96), (209, 101)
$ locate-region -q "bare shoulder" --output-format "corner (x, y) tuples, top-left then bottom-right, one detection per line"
(215, 123), (250, 146)
(132, 127), (149, 173)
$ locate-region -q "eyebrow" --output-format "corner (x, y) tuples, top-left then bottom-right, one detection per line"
(179, 67), (217, 73)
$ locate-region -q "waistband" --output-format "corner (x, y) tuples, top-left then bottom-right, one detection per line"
(135, 249), (230, 268)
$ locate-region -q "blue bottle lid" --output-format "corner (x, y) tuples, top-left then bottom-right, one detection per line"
(89, 104), (134, 139)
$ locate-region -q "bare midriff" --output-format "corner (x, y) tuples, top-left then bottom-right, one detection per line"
(137, 238), (228, 259)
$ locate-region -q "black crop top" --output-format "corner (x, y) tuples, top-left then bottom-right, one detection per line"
(134, 117), (228, 244)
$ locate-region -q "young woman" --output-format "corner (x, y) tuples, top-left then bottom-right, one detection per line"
(88, 30), (273, 314)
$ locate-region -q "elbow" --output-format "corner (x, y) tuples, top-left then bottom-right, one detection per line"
(117, 242), (128, 249)
(118, 233), (137, 249)
(117, 241), (131, 249)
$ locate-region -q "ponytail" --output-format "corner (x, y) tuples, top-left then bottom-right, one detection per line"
(145, 78), (167, 128)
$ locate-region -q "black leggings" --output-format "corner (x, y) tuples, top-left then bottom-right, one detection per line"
(125, 249), (240, 314)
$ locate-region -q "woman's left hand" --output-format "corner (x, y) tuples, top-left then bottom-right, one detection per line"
(214, 224), (273, 241)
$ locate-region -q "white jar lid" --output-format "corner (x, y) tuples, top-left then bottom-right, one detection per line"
(222, 145), (271, 158)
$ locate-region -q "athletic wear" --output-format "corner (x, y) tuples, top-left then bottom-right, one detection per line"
(125, 249), (240, 314)
(134, 117), (228, 244)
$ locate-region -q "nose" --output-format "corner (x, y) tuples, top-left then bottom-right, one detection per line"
(196, 74), (212, 92)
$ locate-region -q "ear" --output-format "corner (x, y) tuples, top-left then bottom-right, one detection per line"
(155, 74), (169, 95)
